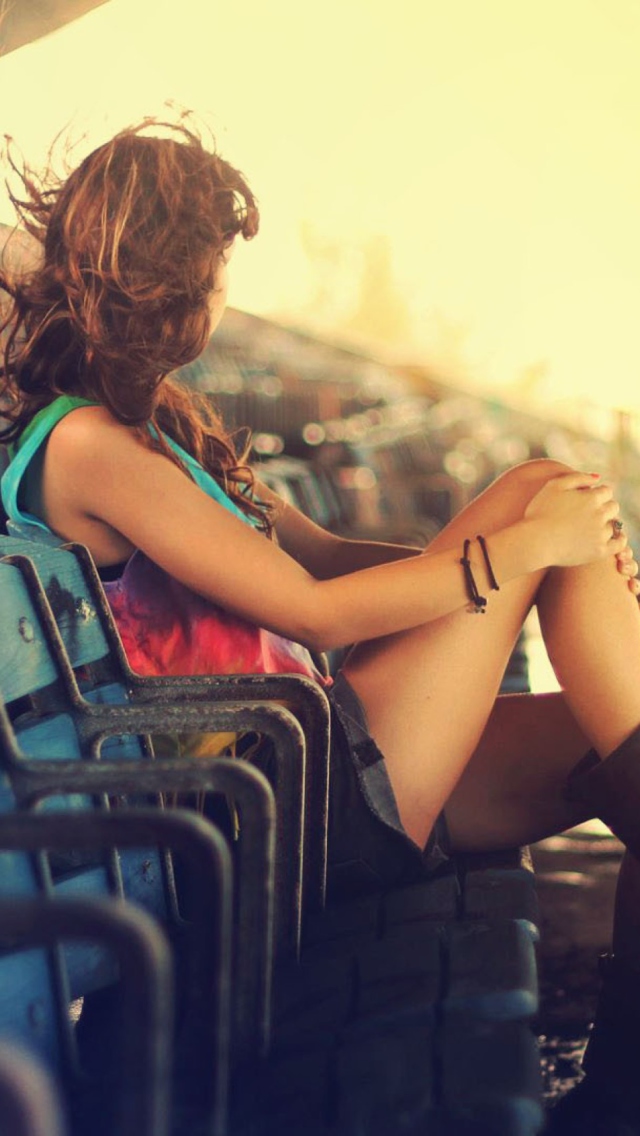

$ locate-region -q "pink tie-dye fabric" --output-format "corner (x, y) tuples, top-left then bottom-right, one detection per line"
(104, 550), (329, 685)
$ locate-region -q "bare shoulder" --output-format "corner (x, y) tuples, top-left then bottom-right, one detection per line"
(46, 405), (164, 492)
(35, 405), (154, 559)
(48, 404), (142, 459)
(42, 403), (173, 527)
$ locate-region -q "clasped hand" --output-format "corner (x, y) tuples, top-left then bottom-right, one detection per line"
(524, 471), (640, 595)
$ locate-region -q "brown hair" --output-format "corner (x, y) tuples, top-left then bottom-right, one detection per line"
(0, 116), (272, 530)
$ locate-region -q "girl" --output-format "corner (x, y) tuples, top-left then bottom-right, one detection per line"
(1, 119), (640, 1133)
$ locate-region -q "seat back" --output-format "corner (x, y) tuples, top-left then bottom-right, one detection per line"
(0, 555), (169, 1077)
(0, 551), (262, 1131)
(0, 534), (330, 932)
(0, 541), (279, 1063)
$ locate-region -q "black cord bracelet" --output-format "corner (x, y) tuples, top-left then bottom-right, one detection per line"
(460, 538), (487, 613)
(476, 534), (500, 591)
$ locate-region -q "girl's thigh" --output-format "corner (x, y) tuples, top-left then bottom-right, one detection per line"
(444, 690), (593, 852)
(341, 584), (541, 847)
(344, 609), (592, 849)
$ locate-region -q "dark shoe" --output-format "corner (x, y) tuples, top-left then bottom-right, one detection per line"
(546, 1077), (640, 1135)
(546, 955), (640, 1135)
(565, 729), (640, 857)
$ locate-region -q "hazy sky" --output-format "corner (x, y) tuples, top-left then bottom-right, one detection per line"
(2, 0), (640, 419)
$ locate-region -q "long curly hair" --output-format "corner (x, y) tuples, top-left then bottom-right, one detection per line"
(0, 116), (272, 531)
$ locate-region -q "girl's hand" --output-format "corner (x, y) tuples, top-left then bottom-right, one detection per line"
(524, 472), (625, 568)
(615, 539), (640, 597)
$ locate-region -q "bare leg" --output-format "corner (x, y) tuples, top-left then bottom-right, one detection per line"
(444, 690), (592, 851)
(341, 459), (640, 848)
(537, 560), (640, 758)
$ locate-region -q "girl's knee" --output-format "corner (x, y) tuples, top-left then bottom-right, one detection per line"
(462, 459), (577, 534)
(495, 458), (575, 500)
(426, 457), (578, 553)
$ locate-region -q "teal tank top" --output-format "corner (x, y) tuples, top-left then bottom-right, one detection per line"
(0, 394), (253, 535)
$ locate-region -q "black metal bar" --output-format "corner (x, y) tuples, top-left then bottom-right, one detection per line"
(0, 809), (233, 1134)
(0, 1042), (68, 1136)
(8, 756), (276, 1053)
(0, 897), (173, 1136)
(38, 700), (305, 959)
(0, 552), (128, 903)
(128, 670), (331, 914)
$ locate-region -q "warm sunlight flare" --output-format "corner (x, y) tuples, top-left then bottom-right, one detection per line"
(2, 0), (640, 422)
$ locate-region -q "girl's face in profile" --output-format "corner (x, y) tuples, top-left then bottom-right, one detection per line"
(208, 241), (234, 335)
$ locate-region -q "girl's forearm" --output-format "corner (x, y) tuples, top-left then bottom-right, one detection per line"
(310, 536), (422, 579)
(304, 520), (549, 651)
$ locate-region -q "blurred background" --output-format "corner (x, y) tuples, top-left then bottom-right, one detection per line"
(2, 0), (639, 1107)
(2, 0), (640, 419)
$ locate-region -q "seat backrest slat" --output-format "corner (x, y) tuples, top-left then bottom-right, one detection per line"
(0, 566), (59, 703)
(0, 539), (111, 673)
(0, 952), (62, 1070)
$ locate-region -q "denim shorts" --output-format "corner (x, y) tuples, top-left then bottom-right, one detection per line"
(325, 670), (450, 904)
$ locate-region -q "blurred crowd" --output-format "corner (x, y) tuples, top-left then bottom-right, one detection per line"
(180, 307), (640, 553)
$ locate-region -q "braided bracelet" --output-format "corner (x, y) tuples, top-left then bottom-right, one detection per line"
(460, 539), (487, 613)
(476, 534), (500, 592)
(460, 535), (500, 613)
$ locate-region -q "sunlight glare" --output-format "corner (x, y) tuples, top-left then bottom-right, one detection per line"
(2, 0), (640, 419)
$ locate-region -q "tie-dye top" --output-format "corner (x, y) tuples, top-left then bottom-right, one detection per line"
(1, 395), (329, 693)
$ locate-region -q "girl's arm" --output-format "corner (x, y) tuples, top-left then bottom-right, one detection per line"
(255, 478), (640, 593)
(40, 409), (624, 654)
(253, 477), (422, 578)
